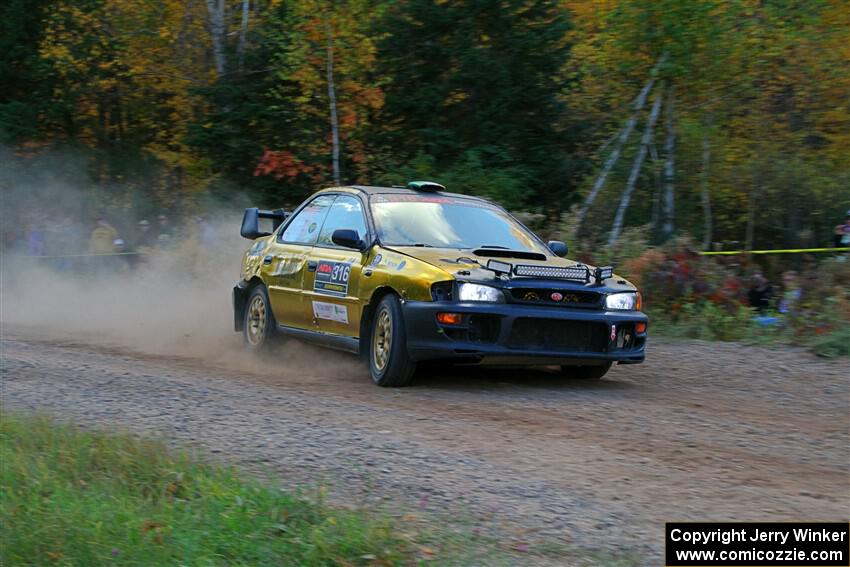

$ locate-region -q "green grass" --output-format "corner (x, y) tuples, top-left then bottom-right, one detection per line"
(0, 413), (414, 566)
(0, 412), (644, 566)
(647, 302), (850, 357)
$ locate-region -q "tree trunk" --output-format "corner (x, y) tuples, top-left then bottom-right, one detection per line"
(576, 52), (668, 231)
(237, 0), (250, 72)
(700, 129), (713, 250)
(661, 86), (675, 240)
(649, 142), (662, 231)
(745, 185), (759, 251)
(608, 91), (664, 247)
(205, 0), (227, 77)
(326, 31), (341, 186)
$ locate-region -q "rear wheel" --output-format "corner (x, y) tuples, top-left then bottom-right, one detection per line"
(243, 285), (277, 352)
(560, 362), (612, 380)
(369, 295), (416, 387)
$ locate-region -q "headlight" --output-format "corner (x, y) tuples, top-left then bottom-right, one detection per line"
(457, 283), (505, 303)
(605, 292), (641, 310)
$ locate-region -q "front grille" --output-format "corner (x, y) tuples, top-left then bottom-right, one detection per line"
(509, 288), (601, 309)
(508, 318), (607, 352)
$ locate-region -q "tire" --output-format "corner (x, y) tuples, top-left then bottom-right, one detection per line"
(243, 285), (277, 352)
(560, 362), (612, 380)
(369, 294), (417, 387)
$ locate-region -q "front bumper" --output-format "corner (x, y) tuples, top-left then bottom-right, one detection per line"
(402, 300), (647, 364)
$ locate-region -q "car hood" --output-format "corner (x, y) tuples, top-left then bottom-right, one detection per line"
(384, 246), (636, 291)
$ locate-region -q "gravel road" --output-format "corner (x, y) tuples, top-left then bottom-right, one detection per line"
(2, 328), (848, 563)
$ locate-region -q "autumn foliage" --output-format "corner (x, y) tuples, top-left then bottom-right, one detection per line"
(1, 0), (848, 249)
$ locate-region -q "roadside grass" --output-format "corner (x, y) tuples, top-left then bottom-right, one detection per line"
(0, 412), (644, 566)
(647, 303), (850, 358)
(0, 412), (416, 566)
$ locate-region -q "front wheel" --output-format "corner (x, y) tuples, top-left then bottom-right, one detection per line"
(560, 362), (612, 380)
(243, 285), (277, 351)
(369, 295), (416, 387)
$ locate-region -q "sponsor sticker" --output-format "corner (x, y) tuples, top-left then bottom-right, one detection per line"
(314, 260), (351, 297)
(312, 301), (349, 324)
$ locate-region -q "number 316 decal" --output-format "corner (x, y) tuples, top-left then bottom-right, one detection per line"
(314, 260), (352, 297)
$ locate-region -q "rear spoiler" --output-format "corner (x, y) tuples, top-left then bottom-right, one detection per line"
(240, 207), (290, 239)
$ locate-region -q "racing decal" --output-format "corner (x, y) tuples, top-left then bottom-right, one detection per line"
(396, 260), (406, 271)
(248, 240), (268, 256)
(368, 253), (382, 267)
(271, 256), (301, 277)
(314, 260), (352, 297)
(312, 301), (349, 324)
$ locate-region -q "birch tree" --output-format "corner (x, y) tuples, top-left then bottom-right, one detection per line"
(205, 0), (227, 76)
(700, 128), (712, 250)
(326, 27), (341, 186)
(608, 90), (663, 247)
(661, 86), (675, 240)
(237, 0), (250, 72)
(576, 53), (667, 230)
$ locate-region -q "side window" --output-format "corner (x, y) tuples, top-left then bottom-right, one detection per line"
(317, 195), (368, 246)
(279, 195), (335, 244)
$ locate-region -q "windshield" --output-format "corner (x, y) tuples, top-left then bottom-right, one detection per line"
(370, 194), (549, 253)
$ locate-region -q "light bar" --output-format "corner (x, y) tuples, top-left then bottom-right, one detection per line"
(594, 266), (614, 284)
(486, 259), (513, 275)
(513, 264), (589, 282)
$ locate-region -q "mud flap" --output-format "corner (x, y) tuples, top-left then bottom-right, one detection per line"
(233, 284), (249, 332)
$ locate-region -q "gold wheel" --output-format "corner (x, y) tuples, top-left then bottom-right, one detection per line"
(372, 307), (392, 372)
(246, 294), (267, 346)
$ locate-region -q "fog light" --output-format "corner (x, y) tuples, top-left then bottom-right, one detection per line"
(437, 312), (463, 325)
(635, 322), (647, 333)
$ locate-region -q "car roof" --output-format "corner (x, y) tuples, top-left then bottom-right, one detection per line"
(320, 185), (495, 205)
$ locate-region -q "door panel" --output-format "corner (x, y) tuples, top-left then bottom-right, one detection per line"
(303, 194), (370, 337)
(264, 194), (335, 329)
(303, 248), (366, 337)
(262, 242), (311, 329)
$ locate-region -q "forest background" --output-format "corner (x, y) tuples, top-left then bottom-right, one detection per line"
(3, 0), (849, 251)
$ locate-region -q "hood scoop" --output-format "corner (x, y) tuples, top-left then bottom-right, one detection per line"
(440, 256), (481, 265)
(472, 248), (547, 261)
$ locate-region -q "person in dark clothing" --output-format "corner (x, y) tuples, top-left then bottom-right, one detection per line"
(747, 273), (773, 313)
(834, 210), (850, 248)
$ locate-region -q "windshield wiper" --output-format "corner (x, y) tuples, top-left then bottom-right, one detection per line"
(478, 244), (509, 249)
(412, 243), (434, 247)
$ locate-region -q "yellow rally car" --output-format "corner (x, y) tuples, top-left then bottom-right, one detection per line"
(233, 182), (647, 386)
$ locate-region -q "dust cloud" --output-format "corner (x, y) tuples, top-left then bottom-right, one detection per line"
(0, 148), (359, 381)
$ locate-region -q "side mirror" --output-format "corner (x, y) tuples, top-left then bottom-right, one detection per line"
(332, 228), (365, 250)
(548, 240), (568, 257)
(240, 208), (272, 240)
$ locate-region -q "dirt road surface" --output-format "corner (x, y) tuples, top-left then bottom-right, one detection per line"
(2, 328), (848, 563)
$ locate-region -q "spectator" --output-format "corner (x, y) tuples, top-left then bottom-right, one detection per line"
(89, 217), (119, 255)
(747, 273), (773, 313)
(156, 214), (174, 248)
(135, 219), (156, 250)
(197, 215), (216, 249)
(778, 270), (801, 314)
(26, 222), (46, 256)
(834, 210), (850, 248)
